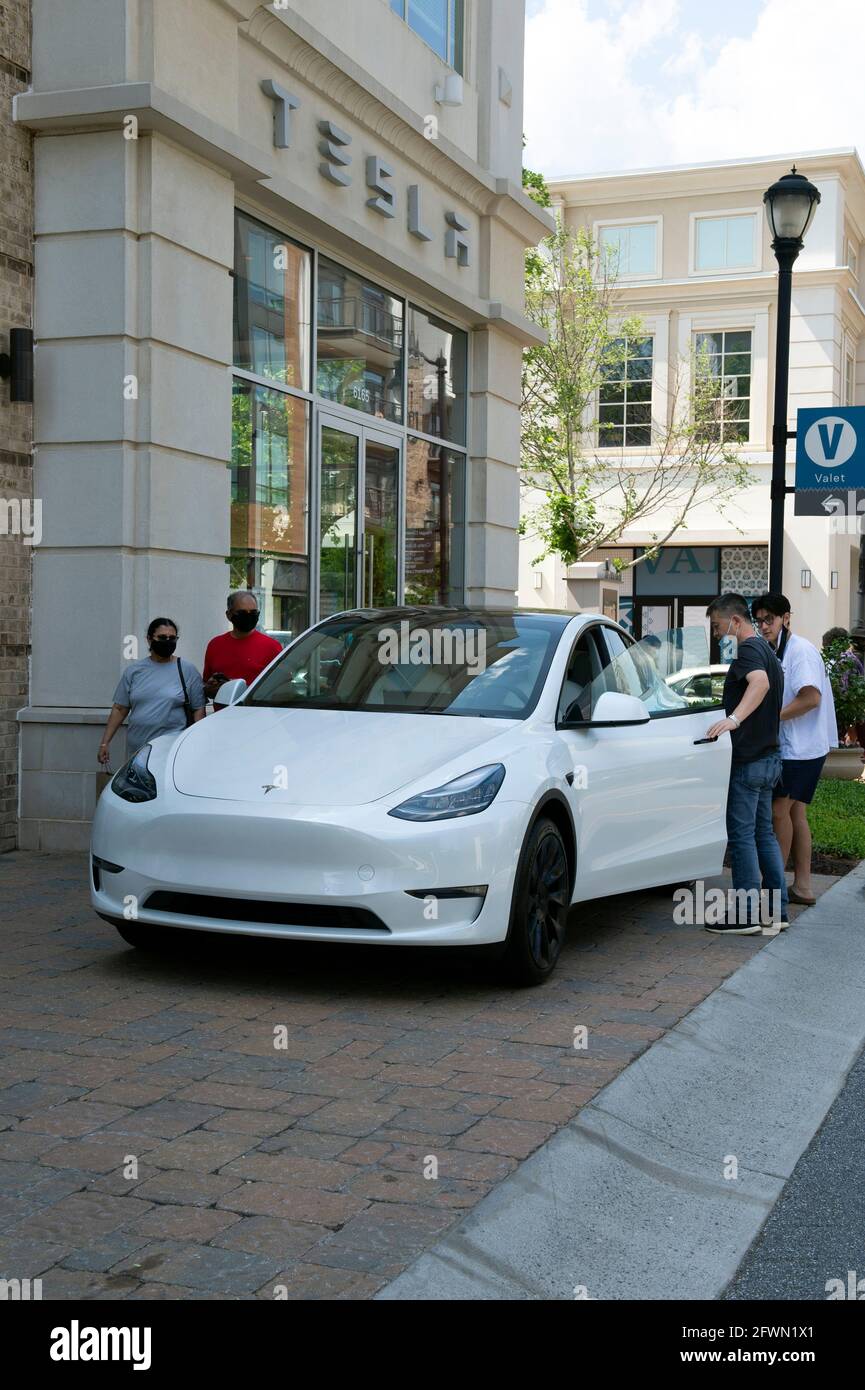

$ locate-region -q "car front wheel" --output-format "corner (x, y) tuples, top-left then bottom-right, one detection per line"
(502, 816), (570, 986)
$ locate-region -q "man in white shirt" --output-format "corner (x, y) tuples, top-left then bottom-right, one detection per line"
(752, 593), (837, 907)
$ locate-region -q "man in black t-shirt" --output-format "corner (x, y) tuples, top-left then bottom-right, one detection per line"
(704, 593), (788, 934)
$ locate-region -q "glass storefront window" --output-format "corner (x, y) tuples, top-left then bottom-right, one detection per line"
(404, 438), (465, 605)
(407, 305), (467, 445)
(231, 380), (310, 639)
(390, 0), (464, 74)
(231, 214), (468, 623)
(234, 212), (311, 391)
(316, 257), (404, 425)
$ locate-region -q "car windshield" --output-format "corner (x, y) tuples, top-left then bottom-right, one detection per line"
(244, 611), (566, 718)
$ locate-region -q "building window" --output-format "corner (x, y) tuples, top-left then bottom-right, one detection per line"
(234, 212), (311, 391)
(598, 222), (658, 279)
(694, 214), (757, 273)
(390, 0), (464, 73)
(598, 337), (653, 448)
(316, 257), (405, 425)
(233, 213), (468, 620)
(407, 305), (467, 445)
(695, 330), (752, 443)
(404, 440), (465, 604)
(230, 381), (310, 637)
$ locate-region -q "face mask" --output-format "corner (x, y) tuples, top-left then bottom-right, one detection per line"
(151, 636), (177, 657)
(231, 610), (259, 633)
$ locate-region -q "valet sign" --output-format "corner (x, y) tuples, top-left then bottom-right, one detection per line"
(794, 407), (865, 515)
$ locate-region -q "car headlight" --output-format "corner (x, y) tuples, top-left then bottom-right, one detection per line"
(389, 764), (505, 822)
(111, 744), (157, 804)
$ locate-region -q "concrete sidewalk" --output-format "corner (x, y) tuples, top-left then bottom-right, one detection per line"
(378, 863), (865, 1300)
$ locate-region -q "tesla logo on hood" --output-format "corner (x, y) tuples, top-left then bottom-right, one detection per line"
(261, 784), (278, 795)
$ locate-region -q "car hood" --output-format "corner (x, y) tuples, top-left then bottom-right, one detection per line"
(171, 706), (517, 806)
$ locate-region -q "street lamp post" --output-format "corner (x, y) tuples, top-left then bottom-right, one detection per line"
(763, 167), (822, 592)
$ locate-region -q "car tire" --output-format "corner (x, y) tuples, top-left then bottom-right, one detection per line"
(501, 816), (571, 986)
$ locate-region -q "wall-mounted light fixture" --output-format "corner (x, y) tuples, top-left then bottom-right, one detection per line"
(831, 571), (839, 589)
(434, 72), (463, 106)
(533, 569), (543, 590)
(0, 328), (34, 403)
(801, 569), (812, 589)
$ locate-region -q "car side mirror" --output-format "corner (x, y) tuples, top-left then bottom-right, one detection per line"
(217, 678), (247, 706)
(586, 691), (650, 727)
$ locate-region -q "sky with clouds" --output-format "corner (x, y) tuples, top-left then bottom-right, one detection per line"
(523, 0), (865, 179)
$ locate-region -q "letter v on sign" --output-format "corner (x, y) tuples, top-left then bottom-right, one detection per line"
(818, 421), (845, 461)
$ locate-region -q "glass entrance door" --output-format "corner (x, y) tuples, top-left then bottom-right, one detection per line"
(317, 415), (401, 619)
(319, 422), (360, 618)
(363, 435), (399, 607)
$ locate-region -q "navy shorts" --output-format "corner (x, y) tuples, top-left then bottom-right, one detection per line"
(773, 755), (826, 804)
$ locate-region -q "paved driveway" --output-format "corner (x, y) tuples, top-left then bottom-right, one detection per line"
(0, 852), (835, 1299)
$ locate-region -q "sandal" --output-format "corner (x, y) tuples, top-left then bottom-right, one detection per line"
(788, 887), (816, 906)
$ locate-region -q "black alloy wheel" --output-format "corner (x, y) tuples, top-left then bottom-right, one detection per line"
(503, 816), (570, 985)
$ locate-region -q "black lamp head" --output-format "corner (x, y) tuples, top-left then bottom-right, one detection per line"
(763, 166), (822, 247)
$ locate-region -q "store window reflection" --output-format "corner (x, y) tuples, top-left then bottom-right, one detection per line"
(231, 380), (310, 639)
(317, 257), (404, 424)
(407, 306), (467, 446)
(234, 212), (311, 391)
(404, 438), (465, 605)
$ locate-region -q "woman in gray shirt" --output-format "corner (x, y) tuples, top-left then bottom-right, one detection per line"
(98, 618), (206, 766)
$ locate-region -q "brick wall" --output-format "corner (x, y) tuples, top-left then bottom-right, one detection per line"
(0, 0), (33, 852)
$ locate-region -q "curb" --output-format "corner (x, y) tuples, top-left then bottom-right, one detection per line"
(376, 862), (865, 1300)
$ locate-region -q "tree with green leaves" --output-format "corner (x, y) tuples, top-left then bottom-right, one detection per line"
(520, 170), (753, 573)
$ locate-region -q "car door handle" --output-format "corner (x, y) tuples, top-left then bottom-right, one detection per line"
(693, 736), (719, 744)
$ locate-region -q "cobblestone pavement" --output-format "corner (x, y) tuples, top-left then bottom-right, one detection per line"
(0, 852), (838, 1300)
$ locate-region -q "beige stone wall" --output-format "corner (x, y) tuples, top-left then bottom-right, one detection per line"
(0, 0), (33, 853)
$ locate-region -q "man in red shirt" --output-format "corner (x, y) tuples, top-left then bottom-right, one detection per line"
(203, 591), (283, 707)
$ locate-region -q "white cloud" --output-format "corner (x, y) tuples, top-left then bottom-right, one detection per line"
(524, 0), (865, 177)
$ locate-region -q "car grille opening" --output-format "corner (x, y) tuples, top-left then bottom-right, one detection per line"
(142, 891), (389, 932)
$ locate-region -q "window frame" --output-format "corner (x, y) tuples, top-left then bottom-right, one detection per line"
(689, 209), (761, 277)
(594, 216), (663, 282)
(555, 623), (611, 729)
(597, 334), (655, 450)
(692, 326), (753, 446)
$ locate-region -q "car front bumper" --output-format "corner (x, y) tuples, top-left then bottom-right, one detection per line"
(90, 786), (528, 947)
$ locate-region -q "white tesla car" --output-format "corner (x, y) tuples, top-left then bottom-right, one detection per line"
(91, 608), (731, 984)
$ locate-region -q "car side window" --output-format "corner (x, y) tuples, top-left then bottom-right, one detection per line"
(593, 628), (654, 706)
(557, 630), (606, 724)
(595, 626), (694, 716)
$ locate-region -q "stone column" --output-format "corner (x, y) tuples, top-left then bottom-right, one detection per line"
(19, 128), (235, 849)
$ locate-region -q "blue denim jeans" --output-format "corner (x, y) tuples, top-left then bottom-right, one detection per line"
(726, 754), (789, 924)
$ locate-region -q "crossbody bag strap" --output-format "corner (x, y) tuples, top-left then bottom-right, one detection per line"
(176, 659), (194, 724)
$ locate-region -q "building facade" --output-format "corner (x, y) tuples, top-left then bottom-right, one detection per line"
(12, 0), (550, 851)
(0, 0), (33, 853)
(518, 151), (865, 652)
